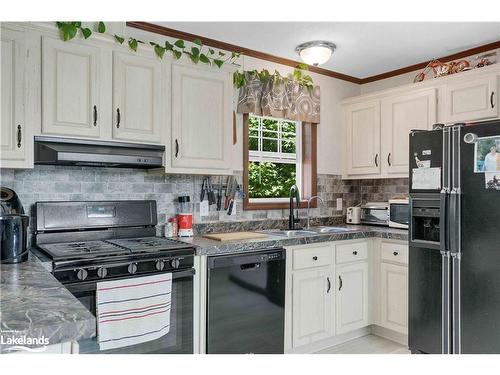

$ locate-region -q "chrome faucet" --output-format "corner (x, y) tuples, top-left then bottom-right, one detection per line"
(306, 196), (325, 229)
(288, 185), (301, 230)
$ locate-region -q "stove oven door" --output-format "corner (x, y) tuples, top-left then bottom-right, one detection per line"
(66, 269), (194, 354)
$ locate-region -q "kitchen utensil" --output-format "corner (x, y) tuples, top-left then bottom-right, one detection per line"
(208, 177), (216, 205)
(216, 176), (223, 211)
(200, 178), (207, 202)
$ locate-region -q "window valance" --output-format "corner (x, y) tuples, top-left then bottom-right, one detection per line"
(236, 72), (321, 124)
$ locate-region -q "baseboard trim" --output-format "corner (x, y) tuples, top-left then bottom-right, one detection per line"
(370, 325), (408, 346)
(286, 327), (371, 354)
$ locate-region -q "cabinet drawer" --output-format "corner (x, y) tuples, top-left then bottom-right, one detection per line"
(293, 246), (332, 270)
(336, 241), (368, 264)
(381, 241), (408, 265)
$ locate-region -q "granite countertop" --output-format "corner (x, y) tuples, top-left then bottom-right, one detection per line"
(184, 225), (408, 256)
(0, 255), (96, 353)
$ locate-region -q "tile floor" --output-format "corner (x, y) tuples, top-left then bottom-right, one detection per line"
(315, 334), (410, 354)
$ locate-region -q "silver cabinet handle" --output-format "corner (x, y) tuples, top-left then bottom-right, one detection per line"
(116, 108), (121, 128)
(327, 277), (331, 293)
(338, 275), (343, 291)
(387, 153), (391, 166)
(393, 251), (398, 256)
(491, 92), (495, 109)
(312, 256), (318, 261)
(175, 139), (179, 158)
(93, 105), (97, 126)
(16, 125), (22, 148)
(374, 154), (379, 167)
(352, 251), (358, 255)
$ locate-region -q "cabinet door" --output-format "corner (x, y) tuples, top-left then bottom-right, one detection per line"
(381, 89), (436, 174)
(380, 262), (408, 334)
(292, 268), (334, 347)
(442, 74), (498, 123)
(42, 37), (102, 138)
(112, 52), (163, 143)
(171, 64), (232, 174)
(1, 27), (31, 168)
(345, 101), (381, 176)
(336, 262), (369, 334)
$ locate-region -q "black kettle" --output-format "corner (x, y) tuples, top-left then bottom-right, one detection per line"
(1, 187), (29, 264)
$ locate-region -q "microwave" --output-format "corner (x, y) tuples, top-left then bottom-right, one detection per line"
(389, 198), (409, 229)
(360, 202), (389, 226)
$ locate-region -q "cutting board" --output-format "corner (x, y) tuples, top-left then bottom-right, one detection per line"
(203, 231), (268, 242)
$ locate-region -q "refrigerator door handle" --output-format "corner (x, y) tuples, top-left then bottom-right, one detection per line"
(451, 253), (461, 354)
(441, 250), (451, 354)
(439, 192), (448, 253)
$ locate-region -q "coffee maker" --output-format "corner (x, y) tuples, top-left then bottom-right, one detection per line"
(1, 187), (29, 263)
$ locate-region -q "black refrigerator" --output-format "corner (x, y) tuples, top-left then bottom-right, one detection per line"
(408, 120), (500, 354)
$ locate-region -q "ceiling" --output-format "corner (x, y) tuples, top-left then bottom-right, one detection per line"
(154, 22), (500, 79)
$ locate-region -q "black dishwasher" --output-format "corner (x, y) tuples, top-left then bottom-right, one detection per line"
(206, 248), (286, 354)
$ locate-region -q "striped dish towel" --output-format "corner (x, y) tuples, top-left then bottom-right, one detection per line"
(96, 273), (172, 351)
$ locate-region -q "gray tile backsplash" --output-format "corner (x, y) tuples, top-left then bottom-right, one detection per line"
(0, 166), (408, 236)
(342, 178), (409, 207)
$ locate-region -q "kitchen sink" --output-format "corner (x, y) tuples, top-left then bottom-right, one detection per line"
(315, 226), (352, 233)
(266, 229), (318, 237)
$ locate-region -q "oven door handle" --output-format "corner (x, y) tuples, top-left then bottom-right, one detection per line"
(64, 268), (195, 293)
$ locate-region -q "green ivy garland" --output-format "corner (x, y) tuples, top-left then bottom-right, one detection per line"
(55, 22), (314, 89)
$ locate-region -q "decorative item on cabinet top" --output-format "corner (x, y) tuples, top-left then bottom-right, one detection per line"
(414, 51), (497, 83)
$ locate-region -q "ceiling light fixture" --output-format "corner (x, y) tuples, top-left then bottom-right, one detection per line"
(295, 41), (336, 66)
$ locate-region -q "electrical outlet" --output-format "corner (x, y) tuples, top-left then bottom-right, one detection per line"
(200, 200), (209, 216)
(336, 198), (343, 211)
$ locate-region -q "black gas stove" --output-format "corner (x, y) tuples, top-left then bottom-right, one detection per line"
(34, 200), (195, 283)
(33, 200), (195, 354)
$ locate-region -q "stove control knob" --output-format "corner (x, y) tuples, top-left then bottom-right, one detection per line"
(76, 268), (88, 281)
(97, 267), (108, 278)
(128, 263), (138, 274)
(170, 259), (181, 269)
(155, 260), (165, 271)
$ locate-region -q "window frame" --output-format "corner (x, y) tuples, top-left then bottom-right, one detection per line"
(243, 113), (318, 210)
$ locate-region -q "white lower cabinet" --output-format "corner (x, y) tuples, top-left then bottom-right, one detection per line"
(291, 267), (334, 347)
(287, 240), (376, 351)
(335, 262), (369, 334)
(380, 262), (408, 334)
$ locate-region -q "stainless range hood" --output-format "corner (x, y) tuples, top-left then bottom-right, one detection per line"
(34, 137), (165, 169)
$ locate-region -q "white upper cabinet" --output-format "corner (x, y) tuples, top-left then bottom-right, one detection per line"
(381, 89), (436, 174)
(336, 262), (369, 334)
(42, 37), (102, 138)
(170, 64), (233, 174)
(1, 27), (32, 168)
(345, 100), (381, 176)
(292, 267), (334, 347)
(112, 52), (164, 143)
(380, 262), (408, 334)
(441, 74), (498, 123)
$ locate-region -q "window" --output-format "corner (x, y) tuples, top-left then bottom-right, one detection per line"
(243, 114), (318, 210)
(248, 115), (301, 200)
